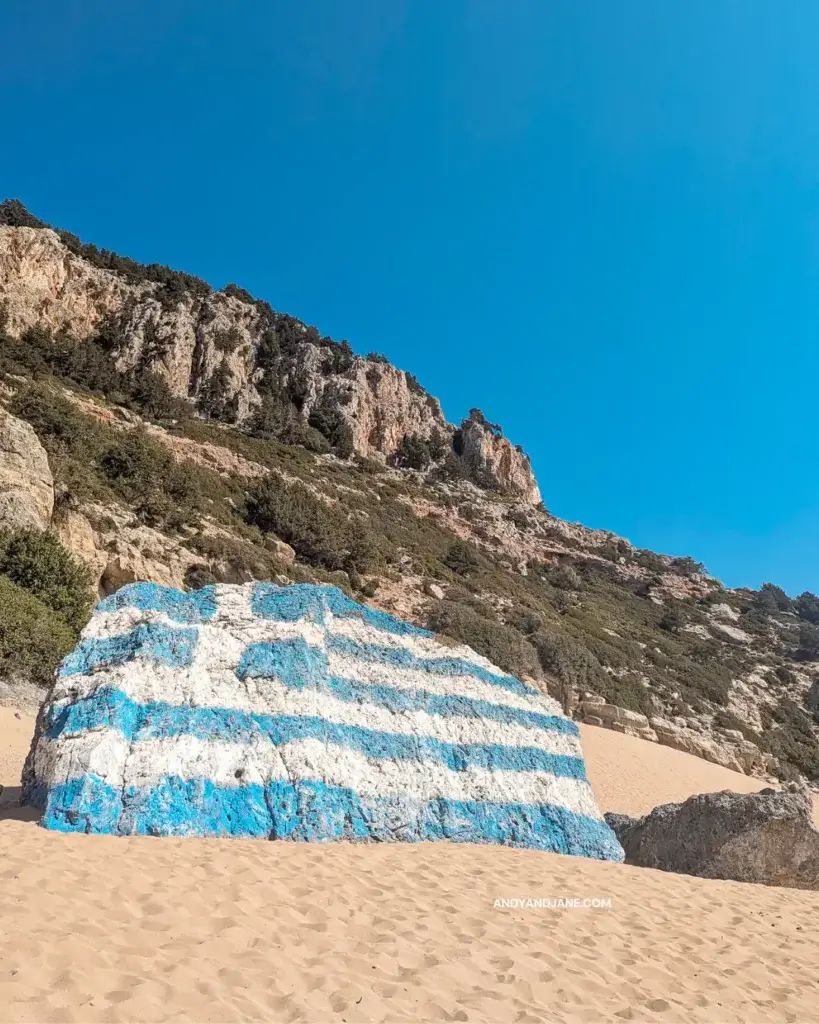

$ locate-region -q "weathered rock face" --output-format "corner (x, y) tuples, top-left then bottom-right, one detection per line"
(457, 412), (541, 505)
(575, 695), (775, 778)
(605, 785), (819, 889)
(53, 505), (201, 596)
(0, 225), (540, 501)
(23, 581), (621, 857)
(0, 408), (54, 530)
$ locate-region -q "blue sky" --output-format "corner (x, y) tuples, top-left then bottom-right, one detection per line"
(2, 1), (819, 594)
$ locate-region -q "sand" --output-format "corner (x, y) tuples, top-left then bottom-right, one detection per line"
(2, 705), (818, 1023)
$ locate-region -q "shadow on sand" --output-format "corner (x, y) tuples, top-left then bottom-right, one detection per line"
(0, 786), (40, 823)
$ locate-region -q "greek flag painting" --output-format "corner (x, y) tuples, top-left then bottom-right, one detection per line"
(23, 582), (623, 860)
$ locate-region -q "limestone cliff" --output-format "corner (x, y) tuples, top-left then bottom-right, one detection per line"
(0, 213), (540, 502)
(0, 408), (54, 531)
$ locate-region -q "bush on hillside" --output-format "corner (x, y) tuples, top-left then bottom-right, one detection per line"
(659, 603), (685, 634)
(795, 592), (819, 625)
(0, 575), (78, 685)
(443, 539), (481, 576)
(0, 529), (92, 633)
(757, 582), (792, 614)
(794, 622), (819, 662)
(761, 698), (819, 780)
(307, 399), (354, 457)
(534, 628), (604, 694)
(427, 600), (540, 681)
(244, 473), (379, 574)
(547, 564), (582, 591)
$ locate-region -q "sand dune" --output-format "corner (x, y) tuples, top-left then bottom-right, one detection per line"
(2, 705), (818, 1023)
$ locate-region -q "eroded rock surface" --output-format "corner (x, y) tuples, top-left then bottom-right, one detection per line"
(0, 408), (54, 530)
(605, 785), (819, 889)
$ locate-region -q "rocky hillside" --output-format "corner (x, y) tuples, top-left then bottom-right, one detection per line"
(0, 201), (539, 504)
(1, 199), (818, 785)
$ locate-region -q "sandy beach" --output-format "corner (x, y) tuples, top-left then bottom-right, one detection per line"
(2, 705), (818, 1023)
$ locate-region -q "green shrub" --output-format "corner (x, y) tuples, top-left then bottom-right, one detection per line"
(762, 699), (819, 780)
(795, 592), (819, 624)
(0, 575), (77, 686)
(757, 582), (792, 614)
(548, 564), (582, 591)
(713, 708), (759, 741)
(393, 434), (433, 471)
(794, 622), (819, 661)
(213, 327), (243, 353)
(659, 603), (685, 634)
(670, 556), (705, 576)
(244, 473), (379, 574)
(633, 550), (667, 573)
(427, 600), (540, 680)
(443, 540), (481, 576)
(0, 529), (92, 633)
(307, 400), (354, 457)
(534, 628), (604, 693)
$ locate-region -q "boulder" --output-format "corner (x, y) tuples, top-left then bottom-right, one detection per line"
(605, 784), (819, 889)
(0, 409), (54, 530)
(23, 582), (622, 859)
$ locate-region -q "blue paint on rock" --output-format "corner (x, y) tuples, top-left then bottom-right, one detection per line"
(238, 637), (328, 689)
(59, 622), (198, 676)
(97, 582), (218, 623)
(251, 583), (433, 637)
(41, 774), (623, 859)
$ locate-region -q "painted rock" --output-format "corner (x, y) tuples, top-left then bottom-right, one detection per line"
(23, 582), (622, 859)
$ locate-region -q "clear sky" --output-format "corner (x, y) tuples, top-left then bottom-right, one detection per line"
(2, 1), (819, 595)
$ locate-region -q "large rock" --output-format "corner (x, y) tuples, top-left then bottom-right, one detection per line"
(605, 785), (819, 889)
(22, 582), (621, 858)
(0, 409), (54, 530)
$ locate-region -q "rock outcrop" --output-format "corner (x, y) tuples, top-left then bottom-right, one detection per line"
(605, 785), (819, 889)
(23, 581), (622, 858)
(0, 223), (540, 501)
(575, 696), (775, 778)
(0, 408), (54, 530)
(456, 411), (541, 505)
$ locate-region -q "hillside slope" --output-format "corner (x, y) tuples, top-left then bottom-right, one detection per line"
(1, 199), (818, 784)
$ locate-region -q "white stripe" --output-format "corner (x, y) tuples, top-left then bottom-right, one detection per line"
(34, 728), (129, 792)
(43, 668), (580, 757)
(326, 614), (504, 671)
(328, 652), (560, 717)
(37, 731), (601, 819)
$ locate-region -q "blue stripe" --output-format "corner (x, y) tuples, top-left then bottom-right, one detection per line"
(326, 634), (538, 697)
(38, 774), (623, 860)
(237, 638), (577, 737)
(322, 675), (578, 737)
(58, 622), (199, 676)
(251, 583), (433, 638)
(96, 582), (218, 623)
(44, 688), (587, 779)
(238, 638), (327, 688)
